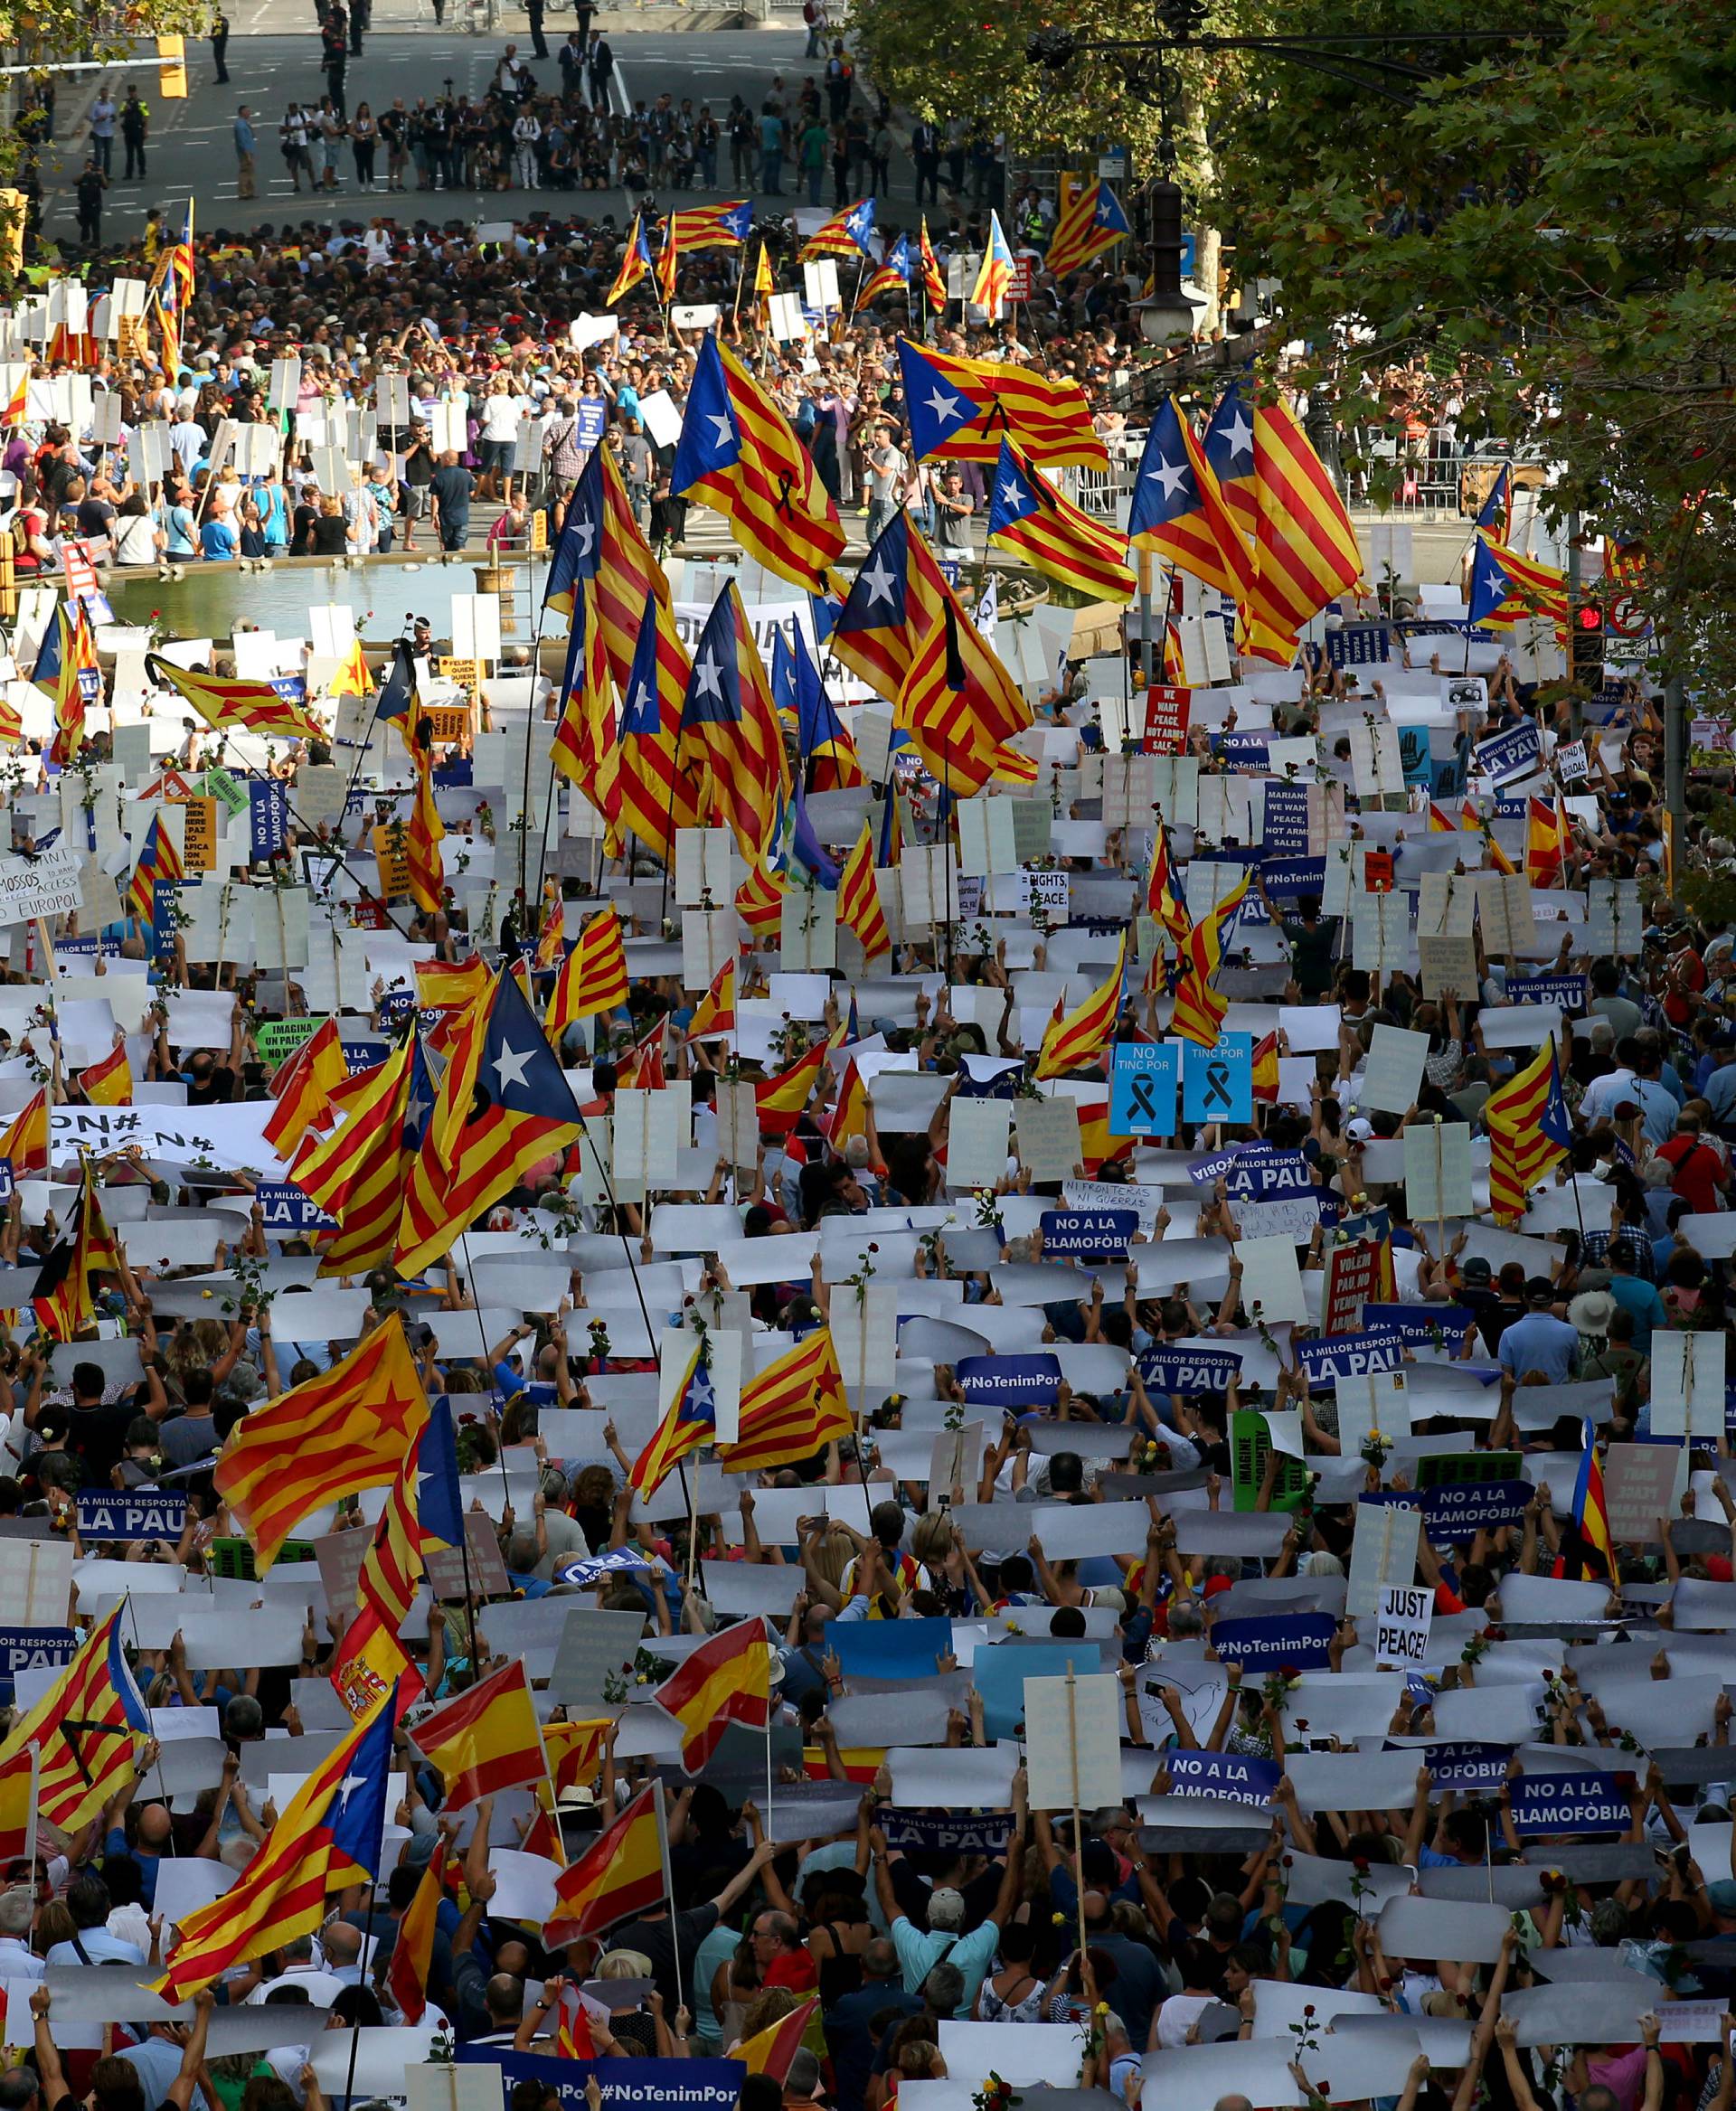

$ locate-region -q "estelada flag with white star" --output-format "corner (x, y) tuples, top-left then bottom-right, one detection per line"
(970, 210), (1014, 318)
(395, 968), (585, 1277)
(986, 438), (1135, 603)
(1128, 396), (1255, 607)
(800, 196), (876, 260)
(671, 334), (844, 593)
(676, 580), (790, 861)
(895, 336), (1105, 470)
(1044, 178), (1131, 281)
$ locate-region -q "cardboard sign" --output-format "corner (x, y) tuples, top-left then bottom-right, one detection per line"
(1363, 850), (1395, 892)
(1144, 683), (1192, 755)
(1109, 1040), (1179, 1138)
(1373, 1584), (1433, 1668)
(76, 1490), (188, 1542)
(372, 824), (410, 900)
(168, 795), (219, 873)
(426, 702), (472, 743)
(1322, 1238), (1381, 1334)
(254, 1018), (324, 1067)
(1181, 1034), (1253, 1123)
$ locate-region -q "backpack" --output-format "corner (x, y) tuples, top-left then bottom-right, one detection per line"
(802, 1), (816, 20)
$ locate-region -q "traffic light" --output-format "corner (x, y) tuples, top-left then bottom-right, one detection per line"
(1571, 598), (1604, 686)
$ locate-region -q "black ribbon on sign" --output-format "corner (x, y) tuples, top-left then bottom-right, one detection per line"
(1203, 1061), (1233, 1109)
(1129, 1071), (1159, 1124)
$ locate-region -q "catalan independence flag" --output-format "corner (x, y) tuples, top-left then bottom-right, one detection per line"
(720, 1329), (852, 1474)
(1034, 933), (1127, 1081)
(1569, 1422), (1613, 1582)
(548, 908), (629, 1031)
(799, 196), (876, 261)
(0, 1603), (147, 1833)
(860, 232), (911, 306)
(1486, 1039), (1571, 1226)
(836, 823), (892, 960)
(1043, 177), (1131, 281)
(629, 1335), (718, 1502)
(897, 336), (1106, 471)
(672, 335), (844, 594)
(146, 652), (325, 743)
(608, 213), (654, 305)
(215, 1315), (429, 1569)
(156, 1691), (394, 1999)
(986, 438), (1135, 602)
(1169, 871), (1250, 1049)
(685, 957), (735, 1041)
(409, 1659), (548, 1809)
(970, 210), (1014, 319)
(655, 1616), (772, 1774)
(127, 811), (184, 923)
(1128, 396), (1254, 607)
(544, 1784), (667, 1946)
(1245, 399), (1364, 664)
(918, 218), (947, 308)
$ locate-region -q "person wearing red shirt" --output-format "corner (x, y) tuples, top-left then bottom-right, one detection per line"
(1656, 1109), (1730, 1216)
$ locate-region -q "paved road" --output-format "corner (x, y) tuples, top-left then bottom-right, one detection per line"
(41, 2), (910, 244)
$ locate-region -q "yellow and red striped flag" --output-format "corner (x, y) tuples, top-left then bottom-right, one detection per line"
(33, 1156), (123, 1340)
(215, 1315), (428, 1569)
(1526, 794), (1567, 888)
(1245, 400), (1364, 664)
(719, 1330), (852, 1475)
(628, 1335), (718, 1502)
(897, 336), (1107, 471)
(607, 214), (653, 305)
(1251, 1030), (1280, 1106)
(385, 1839), (446, 2022)
(656, 1616), (772, 1774)
(146, 652), (324, 743)
(735, 848), (787, 938)
(410, 1659), (548, 1809)
(917, 219), (947, 307)
(738, 1997), (823, 2082)
(156, 1692), (394, 1999)
(1486, 1041), (1571, 1227)
(126, 811), (184, 923)
(1043, 178), (1131, 281)
(1128, 397), (1255, 608)
(1476, 532), (1567, 628)
(678, 580), (791, 862)
(986, 438), (1135, 602)
(544, 1784), (666, 1946)
(837, 824), (892, 960)
(755, 1038), (830, 1136)
(896, 599), (1038, 796)
(0, 1746), (37, 1870)
(686, 957), (736, 1040)
(799, 198), (875, 259)
(1145, 825), (1190, 945)
(671, 336), (844, 594)
(1035, 934), (1127, 1081)
(404, 732), (445, 917)
(0, 1604), (146, 1832)
(290, 1035), (436, 1279)
(544, 1718), (613, 1799)
(548, 909), (629, 1032)
(1169, 871), (1250, 1049)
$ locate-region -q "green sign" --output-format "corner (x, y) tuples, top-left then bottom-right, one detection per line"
(200, 767), (250, 819)
(254, 1016), (327, 1067)
(1415, 1449), (1524, 1489)
(1231, 1407), (1311, 1514)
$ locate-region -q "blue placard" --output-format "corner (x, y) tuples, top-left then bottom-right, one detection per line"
(433, 757), (474, 788)
(971, 1637), (1100, 1740)
(0, 1626), (75, 1696)
(552, 1547), (664, 1588)
(1423, 1480), (1532, 1538)
(1361, 1304), (1478, 1350)
(1213, 731), (1271, 770)
(1137, 1345), (1241, 1394)
(270, 674), (308, 704)
(250, 780), (290, 862)
(1474, 721), (1543, 786)
(379, 990), (416, 1023)
(1397, 724), (1434, 790)
(1163, 1749), (1281, 1805)
(1222, 1148), (1312, 1202)
(0, 1158), (13, 1204)
(456, 2054), (744, 2111)
(829, 1617), (955, 1682)
(955, 1352), (1061, 1410)
(575, 397), (608, 450)
(75, 1490), (188, 1542)
(1507, 974), (1589, 1011)
(150, 876), (191, 954)
(1109, 1041), (1179, 1139)
(880, 1808), (1011, 1852)
(1208, 1612), (1336, 1672)
(1294, 1329), (1406, 1390)
(341, 1039), (391, 1073)
(1040, 1209), (1137, 1261)
(1326, 624), (1392, 668)
(1260, 782), (1311, 857)
(1187, 1142), (1254, 1188)
(1405, 1741), (1514, 1793)
(1181, 1034), (1253, 1123)
(255, 1180), (337, 1233)
(1510, 1769), (1635, 1837)
(1257, 856), (1328, 908)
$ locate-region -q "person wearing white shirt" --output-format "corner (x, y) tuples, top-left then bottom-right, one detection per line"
(476, 378), (528, 504)
(0, 1883), (42, 1980)
(511, 110), (541, 189)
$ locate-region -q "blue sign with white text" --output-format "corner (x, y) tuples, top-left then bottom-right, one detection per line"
(250, 780), (289, 862)
(1040, 1210), (1137, 1261)
(0, 1626), (75, 1697)
(256, 1181), (337, 1233)
(956, 1353), (1062, 1409)
(1294, 1329), (1406, 1390)
(76, 1491), (188, 1542)
(1182, 1035), (1253, 1124)
(1208, 1612), (1336, 1672)
(1109, 1041), (1179, 1139)
(1511, 1769), (1634, 1837)
(455, 2053), (743, 2111)
(1164, 1749), (1281, 1805)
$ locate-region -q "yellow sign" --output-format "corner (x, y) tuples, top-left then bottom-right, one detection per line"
(167, 795), (218, 872)
(156, 35), (187, 97)
(424, 702), (471, 744)
(529, 509), (548, 555)
(438, 657), (479, 688)
(371, 824), (410, 900)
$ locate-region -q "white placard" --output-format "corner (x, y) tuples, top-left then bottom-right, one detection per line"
(1373, 1583), (1434, 1670)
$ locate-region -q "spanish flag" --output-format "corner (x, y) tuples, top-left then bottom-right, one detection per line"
(1251, 1030), (1279, 1106)
(1569, 1421), (1613, 1582)
(1034, 934), (1127, 1081)
(409, 1659), (548, 1810)
(654, 1616), (771, 1774)
(544, 1718), (613, 1798)
(544, 1784), (667, 1946)
(0, 1088), (48, 1176)
(0, 1746), (37, 1870)
(417, 955), (491, 1013)
(215, 1315), (428, 1569)
(32, 1156), (123, 1340)
(739, 1997), (823, 2083)
(826, 1057), (873, 1153)
(79, 1039), (133, 1107)
(686, 957), (735, 1041)
(755, 1037), (830, 1136)
(1427, 800), (1459, 832)
(1525, 793), (1567, 889)
(547, 908), (629, 1033)
(384, 1840), (445, 2022)
(262, 1017), (348, 1156)
(720, 1330), (852, 1475)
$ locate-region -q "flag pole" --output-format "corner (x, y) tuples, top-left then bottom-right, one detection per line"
(340, 1880), (376, 2102)
(654, 1777), (685, 2019)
